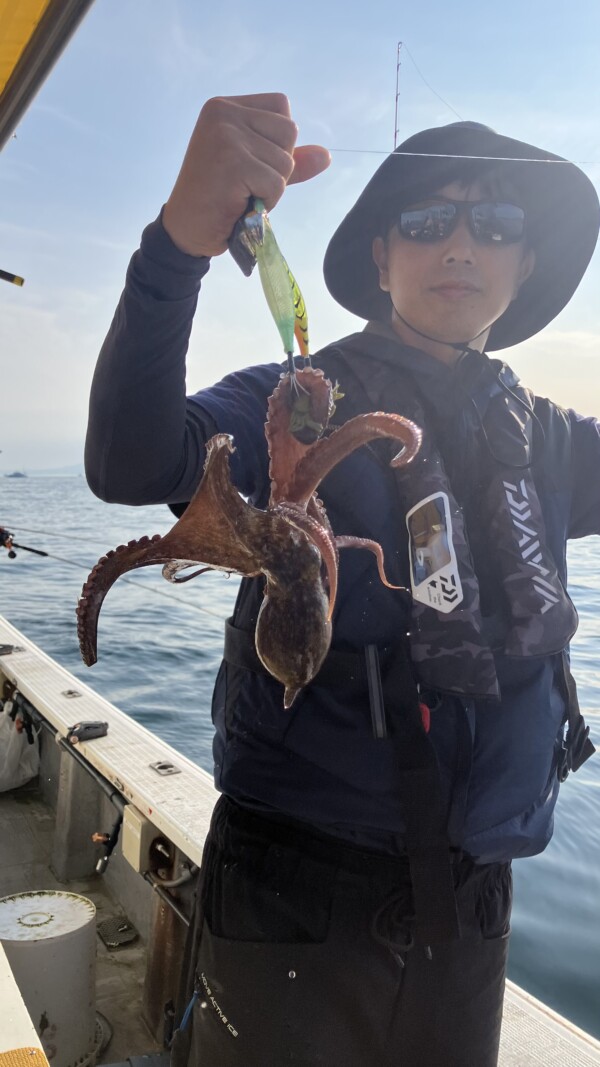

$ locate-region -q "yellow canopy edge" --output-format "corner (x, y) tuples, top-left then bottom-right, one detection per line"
(0, 0), (94, 151)
(0, 0), (53, 96)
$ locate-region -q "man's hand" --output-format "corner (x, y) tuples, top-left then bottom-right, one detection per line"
(162, 94), (331, 258)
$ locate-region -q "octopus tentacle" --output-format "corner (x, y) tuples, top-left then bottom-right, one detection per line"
(287, 412), (422, 506)
(78, 434), (280, 666)
(162, 562), (229, 583)
(307, 493), (333, 538)
(78, 534), (167, 666)
(335, 535), (408, 592)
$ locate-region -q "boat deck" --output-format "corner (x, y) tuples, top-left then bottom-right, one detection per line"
(1, 613), (600, 1064)
(0, 782), (159, 1063)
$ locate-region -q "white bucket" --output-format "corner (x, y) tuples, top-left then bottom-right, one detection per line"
(0, 891), (96, 1067)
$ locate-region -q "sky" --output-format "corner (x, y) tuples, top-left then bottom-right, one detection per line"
(1, 0), (599, 470)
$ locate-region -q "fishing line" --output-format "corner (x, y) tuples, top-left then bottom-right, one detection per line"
(328, 149), (600, 167)
(0, 522), (120, 547)
(2, 546), (233, 622)
(401, 43), (463, 121)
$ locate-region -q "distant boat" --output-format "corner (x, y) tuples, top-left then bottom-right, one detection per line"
(5, 471), (26, 478)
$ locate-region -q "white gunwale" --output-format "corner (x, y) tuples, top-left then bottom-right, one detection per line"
(0, 615), (218, 868)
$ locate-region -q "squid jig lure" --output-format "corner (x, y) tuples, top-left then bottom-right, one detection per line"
(228, 197), (310, 376)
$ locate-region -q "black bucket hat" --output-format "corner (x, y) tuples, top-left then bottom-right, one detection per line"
(323, 121), (600, 350)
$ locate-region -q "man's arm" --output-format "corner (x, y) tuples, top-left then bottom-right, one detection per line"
(85, 93), (330, 507)
(569, 408), (600, 537)
(84, 214), (214, 506)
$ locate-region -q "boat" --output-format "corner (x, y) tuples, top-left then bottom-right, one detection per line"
(4, 472), (27, 479)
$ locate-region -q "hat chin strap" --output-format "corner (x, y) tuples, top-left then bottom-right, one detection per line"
(391, 301), (493, 353)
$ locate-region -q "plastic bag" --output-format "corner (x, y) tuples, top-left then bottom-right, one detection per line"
(0, 698), (40, 792)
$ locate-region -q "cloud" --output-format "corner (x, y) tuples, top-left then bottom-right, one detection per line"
(157, 7), (284, 92)
(0, 153), (39, 184)
(31, 102), (98, 139)
(319, 85), (393, 139)
(0, 288), (111, 467)
(0, 219), (57, 244)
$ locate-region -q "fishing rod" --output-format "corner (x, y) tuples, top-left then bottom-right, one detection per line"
(1, 521), (146, 547)
(0, 524), (231, 622)
(0, 527), (47, 559)
(0, 268), (25, 287)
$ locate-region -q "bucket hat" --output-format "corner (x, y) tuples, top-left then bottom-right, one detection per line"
(323, 122), (600, 350)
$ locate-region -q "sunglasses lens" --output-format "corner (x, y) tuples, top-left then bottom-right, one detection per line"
(397, 201), (526, 245)
(398, 203), (457, 241)
(472, 203), (525, 244)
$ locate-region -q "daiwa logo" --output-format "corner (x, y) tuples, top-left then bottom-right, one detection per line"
(503, 479), (560, 614)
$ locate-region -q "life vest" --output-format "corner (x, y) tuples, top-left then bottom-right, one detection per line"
(319, 328), (579, 699)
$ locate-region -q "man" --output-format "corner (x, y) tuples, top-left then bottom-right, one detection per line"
(85, 95), (599, 1066)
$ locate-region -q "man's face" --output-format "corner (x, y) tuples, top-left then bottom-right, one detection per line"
(372, 179), (535, 361)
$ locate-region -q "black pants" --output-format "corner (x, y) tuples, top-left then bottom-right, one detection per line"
(171, 797), (511, 1067)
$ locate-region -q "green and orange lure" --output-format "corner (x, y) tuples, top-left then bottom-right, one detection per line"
(228, 197), (310, 373)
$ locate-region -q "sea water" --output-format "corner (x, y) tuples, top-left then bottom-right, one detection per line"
(1, 475), (599, 1036)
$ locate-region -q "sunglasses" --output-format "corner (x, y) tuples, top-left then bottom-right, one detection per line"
(396, 199), (526, 245)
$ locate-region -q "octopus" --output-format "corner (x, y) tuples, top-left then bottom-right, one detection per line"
(77, 367), (421, 707)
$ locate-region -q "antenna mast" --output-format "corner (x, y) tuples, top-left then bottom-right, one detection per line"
(394, 41), (402, 148)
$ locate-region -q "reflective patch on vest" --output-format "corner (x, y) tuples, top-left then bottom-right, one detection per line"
(502, 478), (561, 615)
(406, 492), (464, 614)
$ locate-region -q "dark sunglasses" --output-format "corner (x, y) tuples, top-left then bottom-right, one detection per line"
(396, 199), (526, 245)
